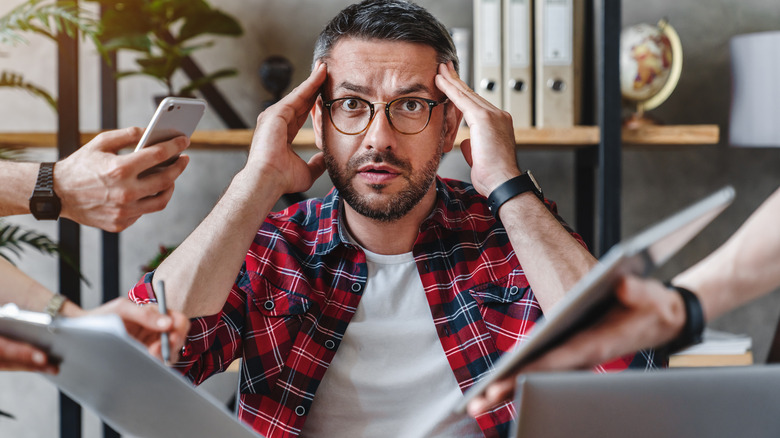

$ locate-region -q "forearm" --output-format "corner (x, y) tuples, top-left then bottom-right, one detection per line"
(674, 187), (780, 321)
(152, 168), (284, 317)
(498, 192), (597, 313)
(0, 161), (37, 216)
(0, 258), (81, 316)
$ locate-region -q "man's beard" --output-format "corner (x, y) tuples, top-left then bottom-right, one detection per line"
(323, 130), (444, 223)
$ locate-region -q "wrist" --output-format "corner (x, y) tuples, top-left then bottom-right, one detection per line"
(662, 283), (705, 354)
(487, 171), (544, 218)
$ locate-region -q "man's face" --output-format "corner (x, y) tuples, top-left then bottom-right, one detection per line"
(313, 38), (455, 222)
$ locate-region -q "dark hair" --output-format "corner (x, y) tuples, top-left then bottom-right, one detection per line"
(313, 0), (459, 73)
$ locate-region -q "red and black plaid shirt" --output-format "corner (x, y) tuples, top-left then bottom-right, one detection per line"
(130, 177), (659, 438)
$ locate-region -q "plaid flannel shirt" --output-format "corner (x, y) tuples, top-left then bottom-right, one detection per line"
(130, 177), (659, 438)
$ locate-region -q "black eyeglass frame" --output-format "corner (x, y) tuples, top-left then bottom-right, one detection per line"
(322, 96), (448, 135)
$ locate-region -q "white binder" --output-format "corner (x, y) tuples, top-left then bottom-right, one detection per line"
(474, 0), (503, 109)
(534, 0), (584, 127)
(503, 0), (534, 127)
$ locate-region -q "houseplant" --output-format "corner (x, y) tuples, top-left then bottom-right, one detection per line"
(0, 0), (99, 110)
(88, 0), (243, 98)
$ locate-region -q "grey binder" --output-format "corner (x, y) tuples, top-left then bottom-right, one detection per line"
(0, 306), (261, 438)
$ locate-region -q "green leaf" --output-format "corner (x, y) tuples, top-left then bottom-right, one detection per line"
(178, 68), (236, 96)
(0, 220), (91, 286)
(0, 70), (57, 111)
(178, 9), (243, 42)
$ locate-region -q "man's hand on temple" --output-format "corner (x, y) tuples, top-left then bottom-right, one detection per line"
(434, 61), (521, 196)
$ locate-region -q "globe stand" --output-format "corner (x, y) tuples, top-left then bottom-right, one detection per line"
(623, 104), (663, 129)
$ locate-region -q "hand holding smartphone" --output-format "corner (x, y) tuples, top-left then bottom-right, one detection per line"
(135, 97), (206, 177)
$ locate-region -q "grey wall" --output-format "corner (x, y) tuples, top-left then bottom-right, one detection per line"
(1, 0), (779, 436)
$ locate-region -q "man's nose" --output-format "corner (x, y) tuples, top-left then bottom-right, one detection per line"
(363, 104), (395, 150)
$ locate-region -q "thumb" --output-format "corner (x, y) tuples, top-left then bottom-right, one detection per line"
(86, 127), (144, 154)
(460, 139), (473, 167)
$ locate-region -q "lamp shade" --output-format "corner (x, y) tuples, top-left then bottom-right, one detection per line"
(729, 31), (780, 147)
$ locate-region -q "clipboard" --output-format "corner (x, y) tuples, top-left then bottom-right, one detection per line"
(0, 306), (261, 438)
(451, 185), (736, 414)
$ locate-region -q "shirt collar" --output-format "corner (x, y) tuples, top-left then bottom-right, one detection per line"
(314, 177), (484, 255)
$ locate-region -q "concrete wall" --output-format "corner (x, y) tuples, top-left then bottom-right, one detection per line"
(1, 0), (779, 436)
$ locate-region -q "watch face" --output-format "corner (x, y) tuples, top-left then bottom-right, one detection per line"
(30, 197), (61, 220)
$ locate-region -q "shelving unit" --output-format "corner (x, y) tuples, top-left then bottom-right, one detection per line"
(0, 125), (719, 150)
(33, 1), (721, 437)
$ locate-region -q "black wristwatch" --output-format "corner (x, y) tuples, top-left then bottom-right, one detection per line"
(487, 171), (543, 218)
(29, 162), (62, 220)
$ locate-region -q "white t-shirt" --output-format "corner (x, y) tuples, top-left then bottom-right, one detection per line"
(301, 245), (483, 437)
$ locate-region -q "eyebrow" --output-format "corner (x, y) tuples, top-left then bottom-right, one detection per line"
(334, 81), (433, 97)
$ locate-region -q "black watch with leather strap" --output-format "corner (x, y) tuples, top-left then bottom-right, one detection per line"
(28, 162), (62, 220)
(487, 171), (544, 218)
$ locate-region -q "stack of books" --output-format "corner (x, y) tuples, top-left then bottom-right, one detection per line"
(669, 329), (753, 367)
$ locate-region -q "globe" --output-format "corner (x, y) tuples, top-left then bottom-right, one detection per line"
(619, 19), (683, 127)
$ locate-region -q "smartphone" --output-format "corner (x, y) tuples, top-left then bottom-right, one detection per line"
(135, 97), (207, 176)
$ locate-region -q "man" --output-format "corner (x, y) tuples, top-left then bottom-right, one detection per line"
(467, 185), (780, 418)
(0, 127), (190, 370)
(130, 1), (658, 437)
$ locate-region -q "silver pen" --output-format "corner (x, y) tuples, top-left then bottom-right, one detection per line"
(155, 280), (171, 364)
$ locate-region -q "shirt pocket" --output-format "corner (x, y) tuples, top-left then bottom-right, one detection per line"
(468, 273), (541, 352)
(237, 271), (312, 394)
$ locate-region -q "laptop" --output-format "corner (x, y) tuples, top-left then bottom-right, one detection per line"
(0, 306), (262, 438)
(452, 186), (736, 413)
(511, 365), (780, 438)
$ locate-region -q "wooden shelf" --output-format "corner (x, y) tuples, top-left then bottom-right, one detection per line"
(0, 125), (719, 151)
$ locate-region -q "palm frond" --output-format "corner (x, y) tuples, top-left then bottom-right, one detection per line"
(0, 70), (57, 111)
(0, 148), (25, 161)
(0, 0), (100, 45)
(0, 221), (59, 264)
(0, 220), (90, 286)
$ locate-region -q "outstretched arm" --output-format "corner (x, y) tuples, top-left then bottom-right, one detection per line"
(467, 186), (780, 417)
(0, 258), (189, 372)
(0, 127), (189, 232)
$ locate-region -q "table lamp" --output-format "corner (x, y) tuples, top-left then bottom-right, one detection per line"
(729, 31), (780, 147)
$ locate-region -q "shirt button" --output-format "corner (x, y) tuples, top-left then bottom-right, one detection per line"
(509, 285), (520, 296)
(295, 405), (306, 416)
(351, 283), (362, 292)
(325, 339), (336, 350)
(443, 326), (450, 337)
(263, 300), (275, 311)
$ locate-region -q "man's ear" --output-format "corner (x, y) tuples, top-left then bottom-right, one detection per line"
(312, 95), (324, 151)
(442, 100), (463, 154)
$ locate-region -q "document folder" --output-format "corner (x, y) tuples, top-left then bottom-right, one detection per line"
(534, 0), (584, 127)
(503, 0), (534, 127)
(474, 0), (504, 109)
(0, 307), (261, 438)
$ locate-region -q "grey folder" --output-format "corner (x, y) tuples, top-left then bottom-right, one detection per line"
(511, 365), (780, 438)
(0, 306), (261, 438)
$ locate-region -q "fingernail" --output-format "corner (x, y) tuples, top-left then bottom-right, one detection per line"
(157, 316), (172, 327)
(32, 351), (46, 365)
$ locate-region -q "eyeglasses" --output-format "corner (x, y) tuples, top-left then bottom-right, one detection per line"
(323, 96), (447, 135)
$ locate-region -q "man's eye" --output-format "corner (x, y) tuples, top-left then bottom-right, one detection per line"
(341, 99), (364, 111)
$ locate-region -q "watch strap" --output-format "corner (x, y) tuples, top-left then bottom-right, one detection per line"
(43, 293), (68, 319)
(29, 162), (61, 220)
(487, 172), (543, 218)
(663, 284), (705, 354)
